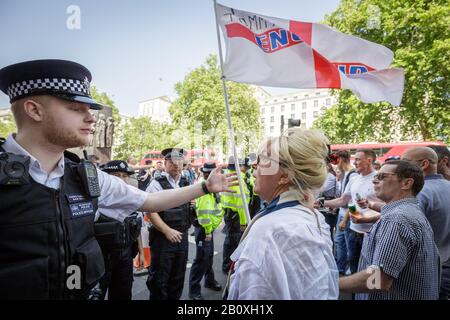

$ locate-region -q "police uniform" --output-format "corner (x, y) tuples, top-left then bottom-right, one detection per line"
(244, 156), (262, 219)
(188, 163), (223, 300)
(221, 157), (249, 273)
(145, 148), (193, 300)
(0, 60), (149, 300)
(91, 161), (142, 300)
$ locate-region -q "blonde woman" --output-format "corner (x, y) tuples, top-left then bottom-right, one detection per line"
(227, 129), (339, 300)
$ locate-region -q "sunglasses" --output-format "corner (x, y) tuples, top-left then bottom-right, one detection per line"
(373, 172), (397, 181)
(256, 154), (280, 168)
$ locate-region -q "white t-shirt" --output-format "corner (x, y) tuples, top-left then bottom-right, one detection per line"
(338, 170), (358, 217)
(228, 190), (339, 300)
(344, 170), (378, 233)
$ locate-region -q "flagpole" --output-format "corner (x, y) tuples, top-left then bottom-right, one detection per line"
(213, 0), (251, 225)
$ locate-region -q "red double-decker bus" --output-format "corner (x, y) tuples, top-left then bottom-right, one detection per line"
(331, 141), (447, 163)
(140, 150), (163, 166)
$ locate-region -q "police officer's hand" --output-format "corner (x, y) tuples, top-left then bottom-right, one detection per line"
(204, 234), (212, 242)
(164, 228), (183, 243)
(205, 166), (239, 193)
(240, 224), (247, 232)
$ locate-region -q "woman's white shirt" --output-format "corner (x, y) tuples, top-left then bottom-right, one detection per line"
(228, 196), (339, 300)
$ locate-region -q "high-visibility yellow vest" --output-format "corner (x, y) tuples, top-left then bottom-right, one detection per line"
(195, 193), (223, 235)
(221, 171), (249, 225)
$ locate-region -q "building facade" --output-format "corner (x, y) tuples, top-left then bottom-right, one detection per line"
(258, 89), (337, 137)
(138, 96), (172, 124)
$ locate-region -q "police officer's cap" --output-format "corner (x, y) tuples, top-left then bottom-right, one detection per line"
(227, 156), (244, 170)
(101, 160), (134, 175)
(201, 162), (217, 173)
(0, 59), (103, 109)
(247, 153), (257, 165)
(161, 148), (187, 160)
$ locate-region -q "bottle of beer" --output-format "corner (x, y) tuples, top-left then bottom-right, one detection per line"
(348, 203), (361, 217)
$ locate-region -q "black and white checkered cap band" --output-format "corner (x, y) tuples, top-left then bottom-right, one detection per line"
(7, 77), (91, 100)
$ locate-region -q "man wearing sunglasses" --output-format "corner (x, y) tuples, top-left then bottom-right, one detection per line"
(402, 147), (450, 300)
(340, 160), (440, 300)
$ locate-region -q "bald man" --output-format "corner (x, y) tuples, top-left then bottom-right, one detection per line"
(430, 146), (450, 181)
(402, 147), (450, 300)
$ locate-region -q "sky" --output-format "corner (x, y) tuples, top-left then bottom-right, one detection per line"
(0, 0), (340, 115)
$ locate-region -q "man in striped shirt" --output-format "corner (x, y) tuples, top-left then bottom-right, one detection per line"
(339, 160), (440, 299)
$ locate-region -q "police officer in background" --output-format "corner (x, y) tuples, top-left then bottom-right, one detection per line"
(0, 59), (237, 300)
(91, 160), (144, 300)
(188, 162), (223, 300)
(221, 157), (249, 274)
(145, 148), (195, 300)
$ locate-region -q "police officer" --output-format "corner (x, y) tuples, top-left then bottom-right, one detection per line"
(0, 59), (237, 300)
(243, 155), (262, 219)
(145, 147), (194, 300)
(188, 162), (223, 300)
(91, 160), (144, 300)
(221, 157), (249, 274)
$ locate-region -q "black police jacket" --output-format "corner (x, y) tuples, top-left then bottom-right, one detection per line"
(154, 175), (191, 232)
(0, 149), (104, 300)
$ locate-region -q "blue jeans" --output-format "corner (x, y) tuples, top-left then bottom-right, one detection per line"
(347, 229), (364, 274)
(335, 213), (350, 274)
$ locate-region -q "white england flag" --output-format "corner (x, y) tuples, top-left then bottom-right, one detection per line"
(216, 3), (404, 106)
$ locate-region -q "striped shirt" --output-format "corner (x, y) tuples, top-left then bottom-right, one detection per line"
(356, 198), (440, 300)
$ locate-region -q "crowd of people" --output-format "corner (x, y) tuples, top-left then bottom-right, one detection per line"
(0, 59), (449, 301)
(88, 133), (450, 301)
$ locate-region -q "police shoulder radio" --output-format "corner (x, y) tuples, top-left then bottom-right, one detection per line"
(77, 150), (101, 197)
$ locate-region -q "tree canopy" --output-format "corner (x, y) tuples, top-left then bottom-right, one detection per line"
(113, 116), (174, 161)
(169, 55), (262, 157)
(314, 0), (449, 144)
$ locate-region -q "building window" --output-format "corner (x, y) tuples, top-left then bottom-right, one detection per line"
(284, 97), (287, 101)
(305, 94), (309, 98)
(302, 102), (307, 109)
(261, 107), (265, 114)
(265, 101), (268, 104)
(291, 104), (295, 111)
(316, 92), (320, 96)
(294, 96), (298, 99)
(270, 126), (274, 133)
(274, 99), (278, 102)
(281, 105), (285, 112)
(270, 116), (274, 122)
(314, 100), (318, 108)
(301, 123), (306, 128)
(271, 107), (275, 113)
(326, 98), (331, 106)
(261, 118), (265, 123)
(302, 112), (306, 120)
(291, 113), (295, 119)
(313, 111), (319, 117)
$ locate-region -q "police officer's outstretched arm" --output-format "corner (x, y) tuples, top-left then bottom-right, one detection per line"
(139, 166), (237, 213)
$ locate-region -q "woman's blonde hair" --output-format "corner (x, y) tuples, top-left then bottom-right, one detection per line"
(260, 128), (329, 203)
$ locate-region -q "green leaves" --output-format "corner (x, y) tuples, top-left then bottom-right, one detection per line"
(318, 0), (450, 144)
(113, 117), (174, 161)
(170, 54), (262, 155)
(0, 115), (16, 138)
